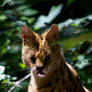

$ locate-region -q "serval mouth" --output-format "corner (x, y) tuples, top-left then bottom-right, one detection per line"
(36, 71), (46, 78)
(37, 67), (46, 78)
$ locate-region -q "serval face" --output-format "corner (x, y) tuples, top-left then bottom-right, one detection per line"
(21, 24), (61, 78)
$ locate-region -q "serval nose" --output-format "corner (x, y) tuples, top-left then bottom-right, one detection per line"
(36, 66), (44, 72)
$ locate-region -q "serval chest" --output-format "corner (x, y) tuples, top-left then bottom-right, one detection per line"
(21, 24), (89, 92)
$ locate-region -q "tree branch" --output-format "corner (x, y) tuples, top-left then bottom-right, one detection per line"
(8, 73), (31, 92)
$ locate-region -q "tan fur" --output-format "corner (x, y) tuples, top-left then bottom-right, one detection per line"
(21, 24), (89, 92)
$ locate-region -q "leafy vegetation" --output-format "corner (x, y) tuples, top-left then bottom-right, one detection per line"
(0, 0), (92, 92)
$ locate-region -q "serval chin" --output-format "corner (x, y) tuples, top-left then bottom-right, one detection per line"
(21, 24), (89, 92)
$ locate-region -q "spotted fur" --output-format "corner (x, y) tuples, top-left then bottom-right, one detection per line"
(21, 24), (89, 92)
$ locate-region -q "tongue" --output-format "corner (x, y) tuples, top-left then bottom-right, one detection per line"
(38, 73), (45, 78)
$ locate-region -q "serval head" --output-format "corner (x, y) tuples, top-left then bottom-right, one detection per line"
(21, 24), (62, 78)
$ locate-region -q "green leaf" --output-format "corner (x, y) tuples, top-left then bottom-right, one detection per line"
(16, 5), (30, 12)
(18, 63), (26, 69)
(34, 4), (63, 28)
(0, 15), (7, 21)
(67, 0), (75, 6)
(21, 9), (38, 16)
(0, 0), (12, 7)
(61, 32), (92, 49)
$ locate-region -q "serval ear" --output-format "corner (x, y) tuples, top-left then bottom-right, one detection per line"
(45, 24), (59, 43)
(21, 26), (36, 46)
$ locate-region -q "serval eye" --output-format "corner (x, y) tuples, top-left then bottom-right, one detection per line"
(30, 56), (36, 63)
(44, 54), (51, 64)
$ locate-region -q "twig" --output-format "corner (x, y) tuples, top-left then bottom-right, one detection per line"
(8, 73), (31, 92)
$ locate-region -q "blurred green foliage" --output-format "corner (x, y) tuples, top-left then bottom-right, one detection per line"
(0, 0), (92, 92)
